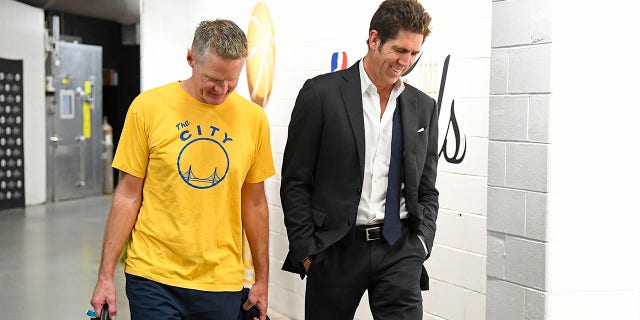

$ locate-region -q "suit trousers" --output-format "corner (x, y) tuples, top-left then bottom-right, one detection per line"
(305, 223), (426, 320)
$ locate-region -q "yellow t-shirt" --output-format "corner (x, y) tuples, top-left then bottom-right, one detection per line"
(113, 82), (275, 291)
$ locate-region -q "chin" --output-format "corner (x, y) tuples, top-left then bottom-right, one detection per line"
(386, 77), (400, 86)
(203, 94), (227, 105)
(385, 73), (401, 83)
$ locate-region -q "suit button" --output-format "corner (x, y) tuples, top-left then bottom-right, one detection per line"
(347, 220), (352, 226)
(356, 188), (361, 194)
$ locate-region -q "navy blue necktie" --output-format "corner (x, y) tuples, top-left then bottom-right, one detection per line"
(383, 106), (403, 245)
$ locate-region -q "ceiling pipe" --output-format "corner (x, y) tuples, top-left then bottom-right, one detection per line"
(15, 0), (139, 24)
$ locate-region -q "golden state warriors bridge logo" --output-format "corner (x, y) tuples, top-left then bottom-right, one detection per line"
(176, 121), (232, 189)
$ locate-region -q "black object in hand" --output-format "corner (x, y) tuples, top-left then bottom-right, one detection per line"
(91, 305), (111, 320)
(239, 288), (270, 320)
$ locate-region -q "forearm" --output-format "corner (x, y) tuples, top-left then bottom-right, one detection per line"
(417, 150), (439, 246)
(97, 173), (142, 281)
(280, 181), (315, 260)
(417, 98), (440, 252)
(241, 182), (270, 284)
(244, 205), (269, 283)
(280, 79), (323, 262)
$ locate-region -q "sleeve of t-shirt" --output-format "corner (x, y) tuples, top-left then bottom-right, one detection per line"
(244, 112), (275, 183)
(112, 99), (149, 179)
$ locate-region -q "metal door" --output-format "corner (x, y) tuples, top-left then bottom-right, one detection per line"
(46, 42), (103, 201)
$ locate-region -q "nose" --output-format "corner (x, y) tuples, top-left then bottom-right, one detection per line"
(213, 80), (228, 94)
(398, 52), (413, 67)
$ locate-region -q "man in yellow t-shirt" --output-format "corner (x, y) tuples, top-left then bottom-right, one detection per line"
(90, 20), (274, 320)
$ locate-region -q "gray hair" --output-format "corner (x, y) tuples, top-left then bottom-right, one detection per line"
(191, 19), (248, 63)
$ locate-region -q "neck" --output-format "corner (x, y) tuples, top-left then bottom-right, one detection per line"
(377, 86), (392, 97)
(180, 78), (195, 97)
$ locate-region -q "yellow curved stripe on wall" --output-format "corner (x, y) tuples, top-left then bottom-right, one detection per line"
(246, 1), (276, 108)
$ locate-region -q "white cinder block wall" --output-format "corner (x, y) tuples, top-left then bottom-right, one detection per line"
(2, 0), (637, 318)
(416, 1), (491, 320)
(489, 0), (640, 319)
(139, 0), (491, 319)
(487, 0), (551, 318)
(114, 0), (640, 318)
(5, 0), (638, 318)
(0, 0), (46, 205)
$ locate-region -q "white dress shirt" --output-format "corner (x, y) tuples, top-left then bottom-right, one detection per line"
(356, 60), (409, 226)
(355, 60), (428, 255)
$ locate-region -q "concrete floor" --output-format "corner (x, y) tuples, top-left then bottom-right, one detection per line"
(0, 195), (289, 320)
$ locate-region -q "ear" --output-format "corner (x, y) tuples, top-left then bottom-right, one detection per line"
(368, 30), (379, 51)
(186, 49), (195, 68)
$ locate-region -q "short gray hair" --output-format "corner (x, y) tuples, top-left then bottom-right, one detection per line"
(191, 19), (248, 63)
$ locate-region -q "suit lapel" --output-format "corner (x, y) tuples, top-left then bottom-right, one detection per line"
(398, 90), (417, 189)
(339, 63), (366, 180)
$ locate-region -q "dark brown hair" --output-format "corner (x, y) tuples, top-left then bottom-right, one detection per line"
(368, 0), (432, 46)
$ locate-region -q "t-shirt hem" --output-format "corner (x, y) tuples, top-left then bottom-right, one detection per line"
(112, 162), (145, 179)
(124, 268), (243, 292)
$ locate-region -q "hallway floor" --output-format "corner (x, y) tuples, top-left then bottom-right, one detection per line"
(0, 195), (289, 320)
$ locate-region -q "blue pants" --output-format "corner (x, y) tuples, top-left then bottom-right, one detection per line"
(125, 273), (242, 320)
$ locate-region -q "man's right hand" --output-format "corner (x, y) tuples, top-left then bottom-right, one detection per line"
(302, 257), (312, 273)
(90, 278), (117, 319)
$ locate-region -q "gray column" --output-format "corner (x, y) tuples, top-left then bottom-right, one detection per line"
(487, 0), (551, 319)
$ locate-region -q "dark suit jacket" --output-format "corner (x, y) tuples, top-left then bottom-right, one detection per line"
(280, 62), (439, 287)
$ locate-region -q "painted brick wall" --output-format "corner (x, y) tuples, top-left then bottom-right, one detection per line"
(416, 1), (491, 319)
(0, 0), (46, 205)
(4, 0), (637, 317)
(487, 0), (551, 318)
(489, 0), (640, 319)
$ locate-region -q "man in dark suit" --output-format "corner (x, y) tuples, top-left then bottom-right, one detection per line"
(280, 0), (439, 318)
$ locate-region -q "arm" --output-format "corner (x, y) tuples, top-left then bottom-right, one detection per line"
(241, 181), (270, 320)
(280, 80), (323, 268)
(90, 171), (143, 319)
(418, 98), (440, 258)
